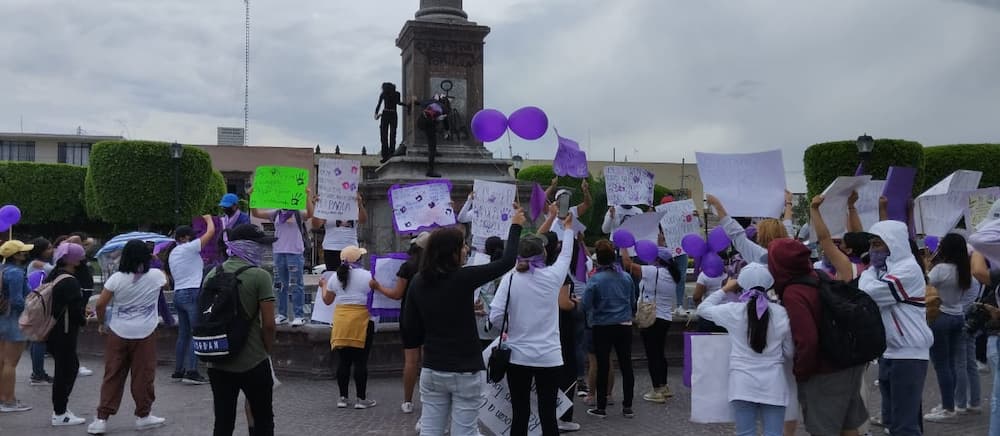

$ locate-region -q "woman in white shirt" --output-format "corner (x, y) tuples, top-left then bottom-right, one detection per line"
(314, 194), (367, 272)
(89, 240), (168, 433)
(621, 246), (681, 404)
(697, 263), (793, 436)
(490, 217), (574, 436)
(322, 246), (376, 410)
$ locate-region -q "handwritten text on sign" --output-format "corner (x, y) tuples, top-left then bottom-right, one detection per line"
(315, 158), (360, 221)
(471, 180), (516, 240)
(388, 180), (456, 233)
(655, 199), (702, 256)
(696, 150), (786, 218)
(478, 339), (571, 436)
(250, 166), (310, 210)
(604, 166), (654, 206)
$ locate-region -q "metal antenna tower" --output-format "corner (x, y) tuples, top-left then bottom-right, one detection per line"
(243, 0), (250, 145)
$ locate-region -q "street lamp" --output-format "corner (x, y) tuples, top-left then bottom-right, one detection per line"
(855, 133), (874, 176)
(171, 142), (184, 225)
(511, 155), (524, 177)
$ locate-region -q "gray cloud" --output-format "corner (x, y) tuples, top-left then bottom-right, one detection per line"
(1, 0), (999, 191)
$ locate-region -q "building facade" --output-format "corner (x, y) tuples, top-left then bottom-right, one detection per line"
(0, 132), (123, 166)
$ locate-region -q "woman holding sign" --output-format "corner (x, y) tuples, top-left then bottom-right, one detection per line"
(314, 193), (367, 273)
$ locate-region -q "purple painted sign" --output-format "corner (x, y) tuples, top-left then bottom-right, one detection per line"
(882, 167), (916, 224)
(387, 179), (456, 233)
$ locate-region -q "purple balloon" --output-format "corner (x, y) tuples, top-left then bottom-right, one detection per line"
(0, 217), (10, 233)
(470, 109), (508, 142)
(0, 205), (21, 226)
(708, 226), (731, 253)
(508, 106), (549, 140)
(612, 229), (636, 249)
(681, 234), (707, 258)
(925, 235), (940, 253)
(635, 240), (658, 264)
(702, 252), (724, 278)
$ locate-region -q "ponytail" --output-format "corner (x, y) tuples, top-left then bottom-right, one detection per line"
(336, 263), (351, 289)
(747, 296), (770, 354)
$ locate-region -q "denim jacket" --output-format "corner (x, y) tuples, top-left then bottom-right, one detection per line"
(1, 264), (28, 313)
(581, 269), (636, 326)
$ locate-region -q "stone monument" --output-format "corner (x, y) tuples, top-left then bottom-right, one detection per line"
(359, 0), (528, 255)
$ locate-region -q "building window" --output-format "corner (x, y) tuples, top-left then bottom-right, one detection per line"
(0, 141), (35, 161)
(58, 142), (91, 166)
(223, 172), (253, 198)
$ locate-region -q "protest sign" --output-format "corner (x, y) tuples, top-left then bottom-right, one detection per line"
(553, 130), (589, 178)
(968, 188), (1000, 229)
(690, 334), (733, 423)
(812, 176), (872, 241)
(856, 180), (886, 232)
(915, 193), (968, 236)
(479, 338), (571, 436)
(471, 180), (517, 240)
(388, 180), (456, 233)
(315, 158), (360, 221)
(311, 271), (335, 324)
(696, 150), (786, 218)
(920, 170), (982, 198)
(604, 166), (654, 206)
(619, 211), (667, 245)
(883, 167), (916, 223)
(250, 166), (310, 210)
(368, 254), (408, 317)
(656, 200), (701, 256)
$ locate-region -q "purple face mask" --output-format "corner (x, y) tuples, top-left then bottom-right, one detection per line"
(869, 249), (889, 270)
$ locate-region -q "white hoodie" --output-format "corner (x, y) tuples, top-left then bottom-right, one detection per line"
(857, 220), (933, 360)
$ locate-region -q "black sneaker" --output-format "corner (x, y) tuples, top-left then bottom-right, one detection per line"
(170, 371), (184, 382)
(29, 374), (53, 386)
(586, 408), (606, 419)
(181, 372), (209, 385)
(623, 408), (635, 419)
(576, 380), (589, 397)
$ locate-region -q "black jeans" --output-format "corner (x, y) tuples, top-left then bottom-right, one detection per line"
(639, 318), (670, 388)
(559, 311), (577, 422)
(593, 324), (634, 410)
(335, 321), (375, 399)
(507, 364), (561, 436)
(379, 111), (398, 157)
(48, 324), (80, 415)
(419, 116), (437, 171)
(208, 359), (274, 436)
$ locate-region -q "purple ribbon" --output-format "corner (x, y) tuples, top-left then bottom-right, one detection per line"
(739, 286), (770, 320)
(517, 254), (547, 272)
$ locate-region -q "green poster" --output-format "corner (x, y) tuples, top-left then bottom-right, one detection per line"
(249, 166), (310, 210)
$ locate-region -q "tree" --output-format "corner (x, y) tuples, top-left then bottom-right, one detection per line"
(803, 139), (924, 199)
(921, 144), (1000, 193)
(87, 141), (215, 228)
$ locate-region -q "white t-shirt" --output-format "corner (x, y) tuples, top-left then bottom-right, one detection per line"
(639, 265), (677, 321)
(103, 269), (167, 339)
(168, 239), (203, 290)
(327, 267), (372, 307)
(696, 289), (794, 407)
(555, 206), (588, 242)
(323, 221), (359, 251)
(696, 272), (725, 296)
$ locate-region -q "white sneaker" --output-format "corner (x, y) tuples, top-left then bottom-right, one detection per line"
(923, 408), (957, 422)
(78, 366), (94, 376)
(401, 401), (414, 414)
(87, 418), (107, 434)
(0, 401), (31, 413)
(291, 317), (306, 327)
(558, 420), (581, 432)
(52, 410), (86, 426)
(337, 397), (348, 408)
(275, 314), (289, 325)
(354, 398), (377, 409)
(135, 415), (166, 430)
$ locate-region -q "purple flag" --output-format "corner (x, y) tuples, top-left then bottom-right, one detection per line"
(553, 131), (589, 178)
(529, 183), (546, 222)
(574, 241), (589, 283)
(882, 166), (916, 223)
(854, 161), (865, 177)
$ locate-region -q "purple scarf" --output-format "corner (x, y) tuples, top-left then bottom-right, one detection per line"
(278, 210), (295, 224)
(739, 286), (770, 319)
(516, 254), (547, 272)
(225, 240), (264, 267)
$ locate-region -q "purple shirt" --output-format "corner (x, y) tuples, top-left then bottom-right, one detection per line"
(272, 210), (305, 254)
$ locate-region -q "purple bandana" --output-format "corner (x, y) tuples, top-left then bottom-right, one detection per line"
(517, 254), (547, 272)
(225, 240), (264, 267)
(278, 210), (295, 224)
(739, 286), (770, 319)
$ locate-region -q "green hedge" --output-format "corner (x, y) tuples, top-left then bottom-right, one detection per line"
(803, 139), (925, 199)
(202, 170), (227, 215)
(87, 141), (214, 226)
(921, 144), (1000, 193)
(0, 162), (87, 225)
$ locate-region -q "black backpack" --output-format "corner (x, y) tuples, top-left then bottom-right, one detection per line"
(193, 265), (255, 362)
(789, 270), (886, 369)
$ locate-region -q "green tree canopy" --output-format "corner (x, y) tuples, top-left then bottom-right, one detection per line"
(803, 138), (924, 199)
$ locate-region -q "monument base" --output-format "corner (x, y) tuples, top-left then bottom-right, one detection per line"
(374, 143), (512, 181)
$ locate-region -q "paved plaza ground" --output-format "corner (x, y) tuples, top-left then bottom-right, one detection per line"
(0, 356), (991, 435)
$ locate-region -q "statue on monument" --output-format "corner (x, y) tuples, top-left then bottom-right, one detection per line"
(375, 82), (407, 164)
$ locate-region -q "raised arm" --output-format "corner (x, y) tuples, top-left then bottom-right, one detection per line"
(537, 203), (558, 235)
(783, 190), (794, 222)
(357, 193), (368, 224)
(576, 179), (592, 217)
(846, 191), (864, 232)
(879, 196), (889, 222)
(456, 192), (474, 224)
(601, 207), (615, 234)
(304, 187), (316, 220)
(545, 177), (558, 201)
(620, 247), (642, 279)
(197, 215), (216, 247)
(455, 204), (525, 289)
(972, 251), (990, 286)
(810, 195), (853, 282)
(708, 194), (768, 264)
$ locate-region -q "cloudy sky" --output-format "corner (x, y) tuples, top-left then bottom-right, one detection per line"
(2, 0), (999, 191)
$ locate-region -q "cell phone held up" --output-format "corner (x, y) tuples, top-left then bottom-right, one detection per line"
(556, 194), (571, 219)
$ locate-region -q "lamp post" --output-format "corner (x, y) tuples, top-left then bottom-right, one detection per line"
(511, 155), (524, 177)
(855, 133), (874, 175)
(170, 142), (184, 225)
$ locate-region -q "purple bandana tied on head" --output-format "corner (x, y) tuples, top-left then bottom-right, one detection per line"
(739, 286), (770, 319)
(517, 254), (547, 272)
(226, 240), (264, 267)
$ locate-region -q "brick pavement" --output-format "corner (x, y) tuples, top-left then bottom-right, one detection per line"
(0, 356), (990, 435)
